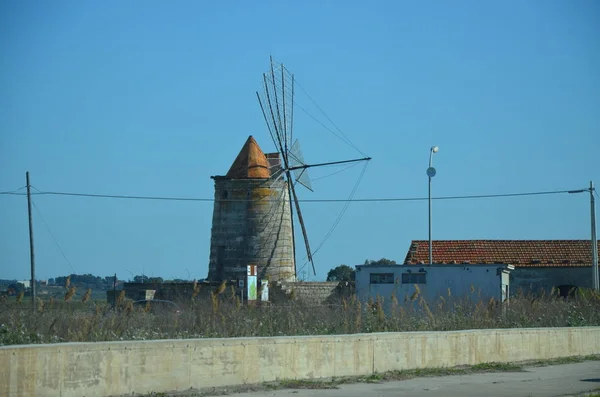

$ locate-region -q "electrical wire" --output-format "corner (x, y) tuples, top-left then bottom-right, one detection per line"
(31, 198), (76, 274)
(2, 181), (593, 279)
(2, 187), (575, 203)
(0, 186), (26, 195)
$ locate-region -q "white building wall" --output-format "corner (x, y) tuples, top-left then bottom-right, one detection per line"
(355, 264), (512, 305)
(18, 280), (31, 289)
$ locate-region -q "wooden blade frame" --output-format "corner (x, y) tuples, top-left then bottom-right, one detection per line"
(256, 57), (371, 277)
(256, 58), (316, 276)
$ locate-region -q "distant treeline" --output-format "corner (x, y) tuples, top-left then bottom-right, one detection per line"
(1, 274), (198, 290)
(53, 274), (117, 290)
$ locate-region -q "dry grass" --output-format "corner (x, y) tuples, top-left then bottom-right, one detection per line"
(1, 287), (599, 346)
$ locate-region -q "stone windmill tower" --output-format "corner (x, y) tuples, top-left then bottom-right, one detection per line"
(207, 57), (370, 284)
(208, 135), (296, 282)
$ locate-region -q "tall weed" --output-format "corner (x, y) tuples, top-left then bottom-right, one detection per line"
(0, 288), (599, 346)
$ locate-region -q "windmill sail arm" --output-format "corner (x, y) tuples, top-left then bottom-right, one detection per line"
(287, 170), (316, 276)
(256, 92), (280, 151)
(288, 157), (372, 171)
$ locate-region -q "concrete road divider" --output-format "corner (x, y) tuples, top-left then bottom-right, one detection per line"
(1, 327), (599, 397)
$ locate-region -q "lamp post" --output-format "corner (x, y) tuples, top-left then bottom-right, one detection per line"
(427, 146), (439, 265)
(568, 181), (598, 291)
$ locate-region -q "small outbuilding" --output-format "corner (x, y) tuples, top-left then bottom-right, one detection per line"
(355, 263), (513, 306)
(403, 240), (599, 296)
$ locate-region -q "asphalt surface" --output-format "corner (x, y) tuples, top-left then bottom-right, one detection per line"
(227, 361), (600, 397)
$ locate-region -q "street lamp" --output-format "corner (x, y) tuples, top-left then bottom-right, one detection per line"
(427, 146), (439, 265)
(568, 181), (598, 291)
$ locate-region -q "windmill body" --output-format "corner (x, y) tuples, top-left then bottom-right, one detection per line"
(207, 57), (370, 284)
(208, 135), (296, 283)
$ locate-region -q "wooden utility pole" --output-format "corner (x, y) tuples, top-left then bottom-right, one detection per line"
(26, 171), (36, 311)
(113, 273), (117, 309)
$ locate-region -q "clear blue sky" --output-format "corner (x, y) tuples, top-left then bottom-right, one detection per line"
(1, 0), (599, 282)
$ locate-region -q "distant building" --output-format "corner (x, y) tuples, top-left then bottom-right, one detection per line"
(17, 280), (30, 289)
(355, 263), (512, 306)
(403, 240), (600, 296)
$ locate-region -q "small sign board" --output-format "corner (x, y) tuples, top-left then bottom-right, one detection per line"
(247, 265), (258, 301)
(247, 276), (257, 300)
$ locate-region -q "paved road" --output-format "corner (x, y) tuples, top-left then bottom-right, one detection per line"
(229, 362), (600, 397)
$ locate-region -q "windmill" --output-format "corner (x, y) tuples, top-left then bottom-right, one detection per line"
(256, 57), (371, 276)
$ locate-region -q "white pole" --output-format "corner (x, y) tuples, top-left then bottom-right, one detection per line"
(428, 175), (432, 265)
(427, 146), (438, 265)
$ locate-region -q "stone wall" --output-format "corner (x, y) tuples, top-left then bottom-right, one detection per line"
(114, 280), (354, 306)
(208, 177), (295, 283)
(272, 281), (355, 305)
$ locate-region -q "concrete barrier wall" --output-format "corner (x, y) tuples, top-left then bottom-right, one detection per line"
(1, 327), (599, 397)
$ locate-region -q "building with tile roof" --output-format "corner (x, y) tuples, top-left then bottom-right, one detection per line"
(403, 240), (599, 295)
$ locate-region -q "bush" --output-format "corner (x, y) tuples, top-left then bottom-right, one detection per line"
(1, 287), (599, 346)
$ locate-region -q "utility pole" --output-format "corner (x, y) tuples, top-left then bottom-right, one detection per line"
(590, 181), (598, 291)
(113, 273), (117, 309)
(26, 172), (36, 311)
(569, 181), (598, 291)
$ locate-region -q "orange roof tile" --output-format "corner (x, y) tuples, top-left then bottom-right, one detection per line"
(226, 136), (270, 179)
(403, 240), (600, 268)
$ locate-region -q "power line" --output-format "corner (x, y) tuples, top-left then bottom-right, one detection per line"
(31, 199), (76, 274)
(0, 187), (578, 203)
(32, 188), (579, 202)
(0, 187), (26, 195)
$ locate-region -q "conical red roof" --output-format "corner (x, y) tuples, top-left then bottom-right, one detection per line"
(226, 136), (270, 179)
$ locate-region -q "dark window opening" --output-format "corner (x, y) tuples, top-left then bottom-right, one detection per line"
(556, 285), (578, 298)
(221, 190), (228, 200)
(370, 273), (394, 284)
(402, 272), (427, 284)
(217, 246), (226, 280)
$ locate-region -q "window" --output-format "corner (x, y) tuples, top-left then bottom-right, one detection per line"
(401, 272), (426, 284)
(217, 246), (226, 280)
(370, 273), (395, 284)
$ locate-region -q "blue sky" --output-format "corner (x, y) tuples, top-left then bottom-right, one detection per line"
(1, 0), (599, 282)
